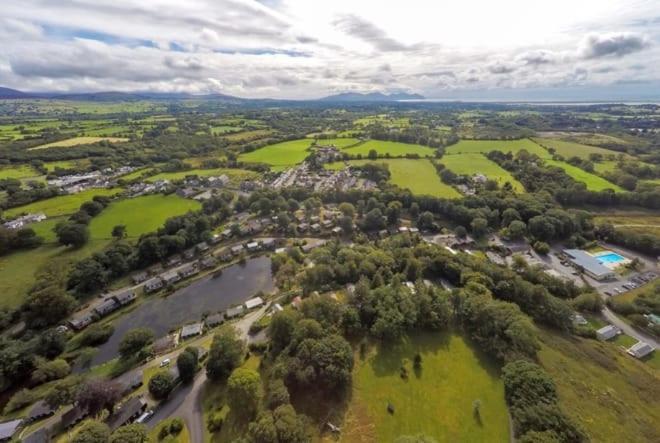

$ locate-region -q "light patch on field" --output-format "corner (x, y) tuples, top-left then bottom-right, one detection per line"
(532, 138), (624, 160)
(145, 167), (258, 183)
(545, 159), (623, 192)
(28, 136), (129, 150)
(0, 164), (40, 180)
(341, 140), (435, 157)
(440, 153), (525, 192)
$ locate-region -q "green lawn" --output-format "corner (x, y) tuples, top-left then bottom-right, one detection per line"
(4, 188), (123, 218)
(88, 194), (201, 240)
(592, 160), (619, 174)
(43, 159), (91, 171)
(538, 329), (660, 443)
(545, 160), (624, 192)
(0, 164), (40, 180)
(342, 140), (435, 157)
(326, 159), (461, 198)
(238, 139), (313, 167)
(440, 153), (525, 192)
(145, 168), (258, 183)
(211, 126), (243, 135)
(446, 138), (550, 158)
(315, 138), (361, 148)
(532, 138), (623, 160)
(149, 418), (191, 443)
(341, 333), (509, 442)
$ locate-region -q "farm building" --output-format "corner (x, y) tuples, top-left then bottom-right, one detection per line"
(627, 341), (654, 359)
(245, 296), (265, 310)
(181, 322), (204, 339)
(0, 419), (22, 442)
(144, 277), (163, 293)
(563, 249), (615, 281)
(596, 325), (620, 341)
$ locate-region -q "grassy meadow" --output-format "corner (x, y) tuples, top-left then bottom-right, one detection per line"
(238, 139), (313, 167)
(341, 140), (435, 157)
(316, 137), (361, 148)
(532, 138), (623, 160)
(4, 188), (122, 218)
(545, 160), (623, 192)
(0, 164), (40, 180)
(446, 138), (549, 158)
(340, 333), (509, 442)
(327, 159), (461, 198)
(538, 329), (660, 442)
(440, 153), (525, 192)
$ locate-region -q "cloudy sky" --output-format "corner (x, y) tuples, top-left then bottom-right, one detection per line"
(1, 0), (659, 100)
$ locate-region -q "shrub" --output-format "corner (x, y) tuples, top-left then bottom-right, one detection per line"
(148, 371), (175, 400)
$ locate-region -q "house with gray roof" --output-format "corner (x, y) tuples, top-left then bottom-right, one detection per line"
(105, 397), (146, 431)
(94, 298), (120, 318)
(180, 322), (204, 340)
(627, 341), (654, 359)
(113, 289), (137, 306)
(226, 305), (245, 319)
(144, 277), (163, 293)
(563, 249), (616, 281)
(0, 419), (22, 442)
(596, 324), (620, 341)
(161, 270), (182, 285)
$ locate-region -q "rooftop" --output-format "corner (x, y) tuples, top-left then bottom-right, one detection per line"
(563, 249), (614, 278)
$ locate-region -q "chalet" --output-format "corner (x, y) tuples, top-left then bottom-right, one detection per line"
(152, 334), (178, 354)
(93, 298), (120, 317)
(322, 219), (334, 229)
(68, 313), (94, 331)
(120, 370), (143, 394)
(144, 277), (163, 293)
(147, 263), (164, 275)
(180, 322), (204, 340)
(331, 226), (343, 235)
(209, 233), (222, 244)
(113, 290), (137, 306)
(596, 325), (620, 341)
(572, 314), (588, 326)
(310, 223), (321, 233)
(105, 397), (147, 431)
(0, 419), (22, 442)
(627, 341), (654, 359)
(225, 305), (245, 319)
(245, 296), (265, 310)
(200, 256), (218, 269)
(178, 263), (199, 278)
(28, 401), (55, 422)
(219, 249), (233, 261)
(182, 248), (196, 260)
(246, 241), (260, 252)
(272, 303), (284, 313)
(166, 255), (182, 267)
(205, 313), (224, 327)
(131, 272), (148, 284)
(207, 175), (229, 187)
(161, 270), (181, 285)
(61, 406), (88, 430)
(196, 241), (210, 252)
(231, 244), (244, 256)
(176, 187), (197, 199)
(409, 227), (420, 234)
(221, 229), (232, 239)
(310, 215), (320, 224)
(22, 429), (48, 443)
(261, 238), (276, 250)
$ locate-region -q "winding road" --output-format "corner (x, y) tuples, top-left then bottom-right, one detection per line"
(601, 306), (660, 349)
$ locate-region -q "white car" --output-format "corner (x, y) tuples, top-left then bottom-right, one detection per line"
(136, 410), (154, 424)
(159, 358), (171, 368)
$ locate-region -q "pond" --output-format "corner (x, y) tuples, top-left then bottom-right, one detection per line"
(90, 256), (274, 366)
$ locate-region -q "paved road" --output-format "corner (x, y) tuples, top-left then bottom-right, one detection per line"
(601, 306), (660, 349)
(147, 307), (268, 443)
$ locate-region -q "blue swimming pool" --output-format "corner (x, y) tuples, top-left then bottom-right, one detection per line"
(595, 252), (626, 264)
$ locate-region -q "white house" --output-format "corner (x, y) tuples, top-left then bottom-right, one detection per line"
(596, 325), (620, 341)
(244, 296), (265, 310)
(627, 341), (654, 359)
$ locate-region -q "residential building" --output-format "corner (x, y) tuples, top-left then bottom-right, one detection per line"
(178, 263), (199, 278)
(27, 401), (55, 423)
(61, 406), (88, 430)
(226, 305), (245, 319)
(0, 419), (22, 442)
(68, 313), (94, 331)
(245, 296), (265, 310)
(161, 270), (181, 285)
(205, 313), (224, 327)
(627, 341), (654, 359)
(105, 397), (147, 431)
(93, 298), (120, 317)
(180, 322), (204, 339)
(144, 277), (163, 293)
(131, 272), (148, 284)
(113, 290), (137, 306)
(596, 324), (620, 341)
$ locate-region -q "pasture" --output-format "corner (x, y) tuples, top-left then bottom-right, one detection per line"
(341, 140), (436, 157)
(538, 329), (660, 443)
(326, 159), (461, 198)
(0, 164), (40, 180)
(43, 159), (91, 171)
(238, 139), (313, 167)
(446, 138), (549, 158)
(4, 188), (122, 218)
(532, 138), (622, 160)
(211, 125), (243, 135)
(145, 167), (257, 183)
(593, 212), (660, 237)
(440, 153), (525, 192)
(316, 137), (361, 148)
(88, 194), (201, 240)
(340, 333), (509, 442)
(544, 160), (623, 192)
(28, 136), (129, 150)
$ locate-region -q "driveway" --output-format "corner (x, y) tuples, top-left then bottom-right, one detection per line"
(147, 307), (268, 443)
(601, 306), (660, 349)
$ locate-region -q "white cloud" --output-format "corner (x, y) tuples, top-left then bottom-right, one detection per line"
(0, 0), (658, 98)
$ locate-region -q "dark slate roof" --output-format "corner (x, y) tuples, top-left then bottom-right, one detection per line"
(564, 249), (613, 278)
(105, 397), (146, 431)
(28, 400), (55, 420)
(22, 428), (49, 443)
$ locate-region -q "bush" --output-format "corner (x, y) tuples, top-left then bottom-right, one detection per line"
(80, 323), (115, 347)
(169, 418), (184, 434)
(148, 371), (175, 400)
(570, 292), (603, 313)
(532, 241), (550, 255)
(4, 389), (36, 414)
(573, 326), (597, 339)
(207, 411), (225, 433)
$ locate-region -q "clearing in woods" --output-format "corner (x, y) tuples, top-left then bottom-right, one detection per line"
(440, 153), (525, 192)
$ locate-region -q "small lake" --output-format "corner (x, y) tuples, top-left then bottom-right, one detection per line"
(90, 256), (274, 366)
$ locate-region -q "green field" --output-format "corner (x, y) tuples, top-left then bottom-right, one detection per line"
(238, 139), (313, 167)
(545, 160), (623, 192)
(440, 153), (525, 192)
(326, 159), (461, 198)
(446, 138), (549, 158)
(0, 164), (40, 180)
(592, 160), (619, 174)
(211, 125), (243, 135)
(342, 140), (436, 157)
(532, 138), (622, 160)
(43, 160), (91, 171)
(88, 194), (201, 240)
(316, 138), (361, 148)
(28, 136), (129, 150)
(341, 333), (509, 442)
(538, 329), (660, 443)
(4, 188), (122, 218)
(145, 167), (258, 183)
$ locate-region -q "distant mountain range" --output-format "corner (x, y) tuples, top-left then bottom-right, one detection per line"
(0, 86), (424, 102)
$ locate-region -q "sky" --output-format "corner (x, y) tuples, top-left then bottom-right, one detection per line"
(1, 0), (659, 100)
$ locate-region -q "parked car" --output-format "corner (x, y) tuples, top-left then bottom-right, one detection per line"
(136, 410), (154, 424)
(159, 358), (171, 368)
